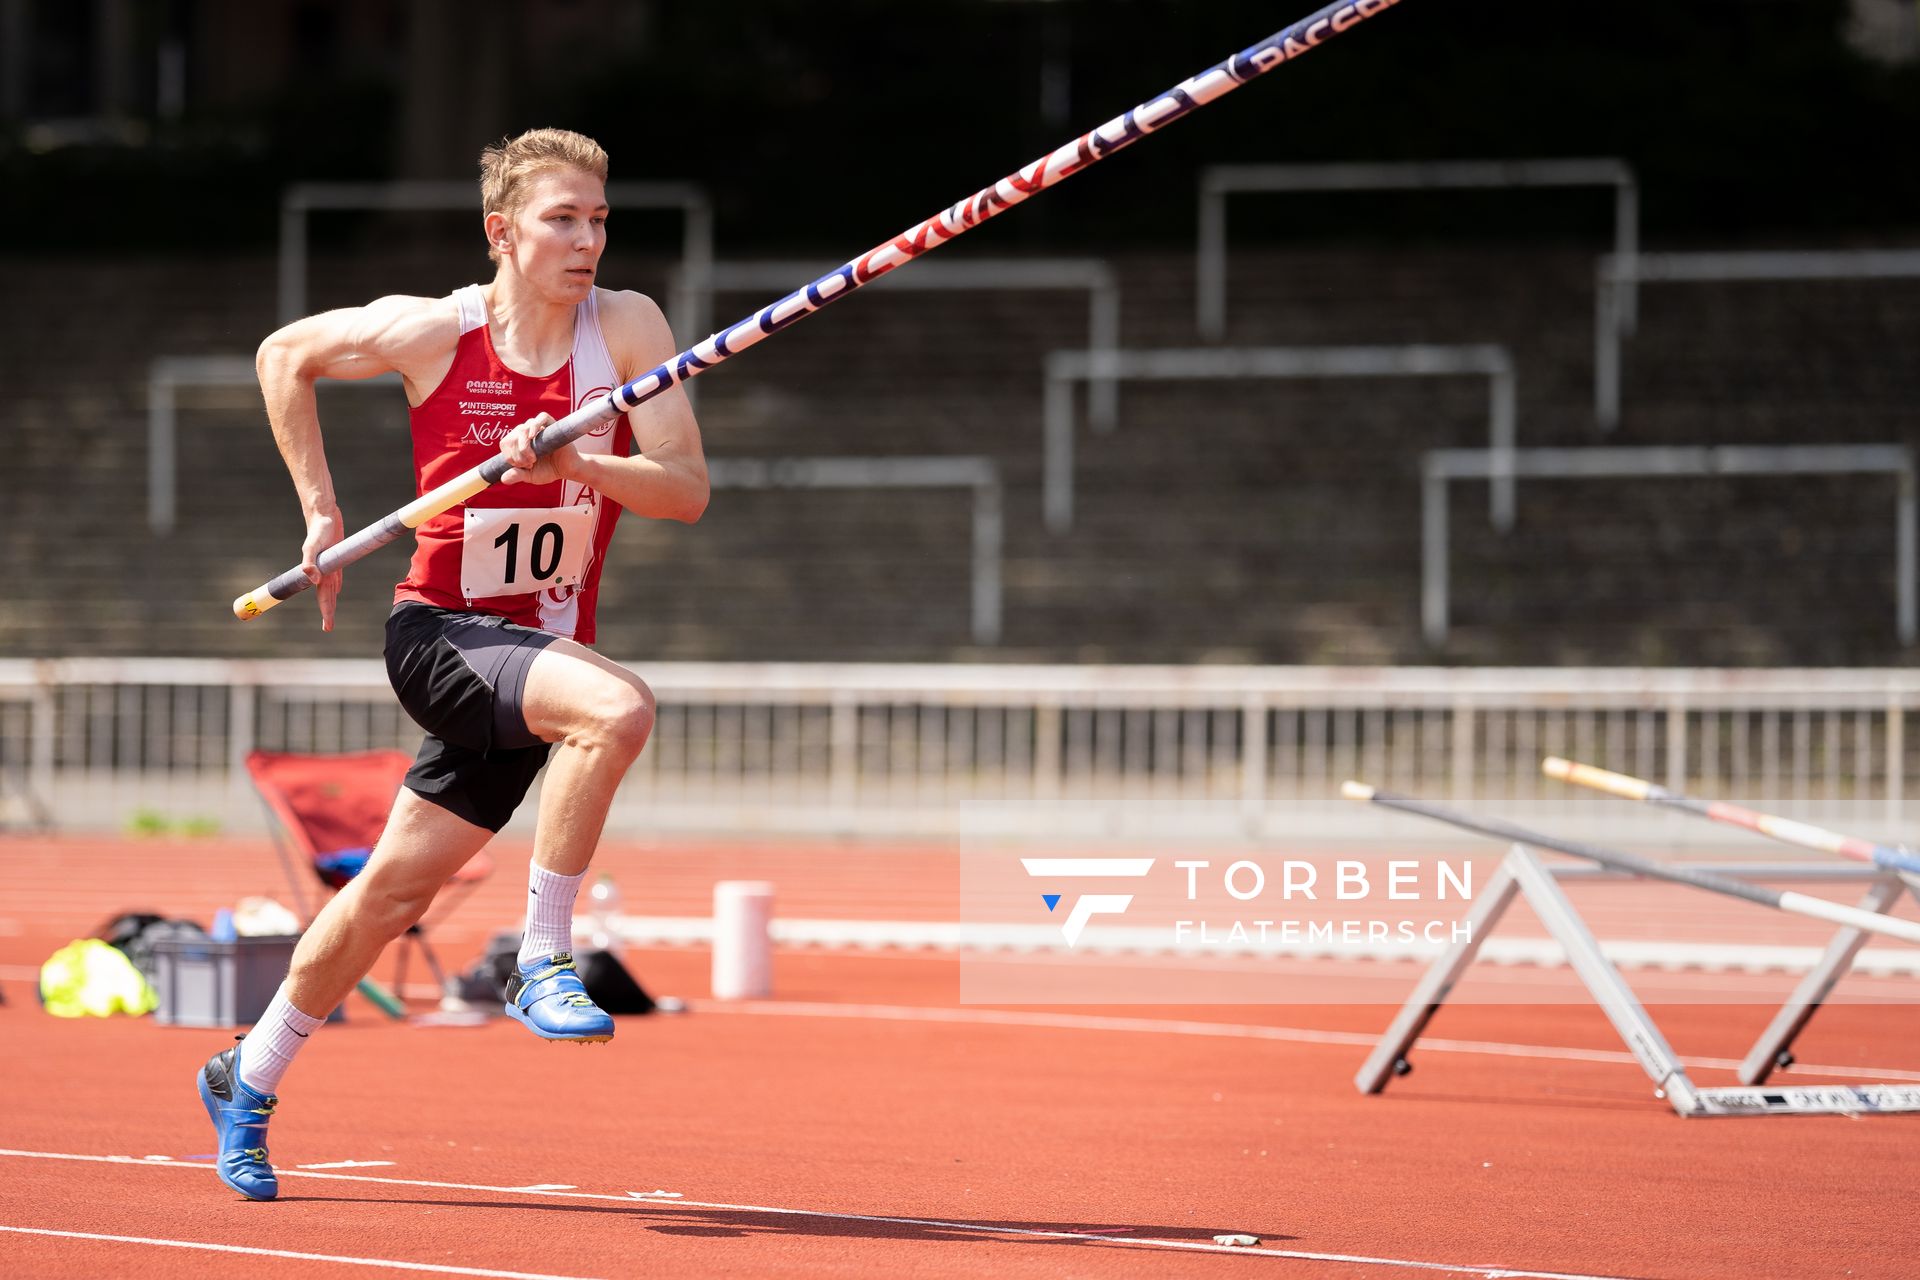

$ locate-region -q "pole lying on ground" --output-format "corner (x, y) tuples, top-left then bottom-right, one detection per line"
(1340, 781), (1920, 947)
(1543, 756), (1920, 878)
(234, 0), (1408, 619)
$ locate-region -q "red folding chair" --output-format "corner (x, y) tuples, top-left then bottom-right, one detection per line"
(245, 749), (494, 1004)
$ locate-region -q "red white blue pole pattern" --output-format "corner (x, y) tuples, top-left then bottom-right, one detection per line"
(1341, 780), (1920, 946)
(1544, 756), (1920, 877)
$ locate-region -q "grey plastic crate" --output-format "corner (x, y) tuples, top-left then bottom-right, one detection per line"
(149, 934), (299, 1027)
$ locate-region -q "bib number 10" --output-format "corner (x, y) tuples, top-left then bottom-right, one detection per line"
(495, 521), (564, 585)
(461, 505), (593, 600)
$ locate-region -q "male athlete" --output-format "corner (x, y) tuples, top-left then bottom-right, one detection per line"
(198, 128), (707, 1201)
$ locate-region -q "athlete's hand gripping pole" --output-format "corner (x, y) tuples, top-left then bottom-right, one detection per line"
(234, 0), (1407, 620)
(234, 398), (622, 618)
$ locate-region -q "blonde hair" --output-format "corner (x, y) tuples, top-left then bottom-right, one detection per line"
(479, 128), (610, 263)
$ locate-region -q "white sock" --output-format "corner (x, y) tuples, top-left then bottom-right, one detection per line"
(239, 986), (325, 1096)
(520, 864), (585, 966)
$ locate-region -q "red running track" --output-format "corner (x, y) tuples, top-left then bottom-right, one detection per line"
(1, 836), (1917, 1278)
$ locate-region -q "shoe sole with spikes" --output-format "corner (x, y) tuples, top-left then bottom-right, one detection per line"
(504, 1002), (612, 1042)
(503, 952), (616, 1042)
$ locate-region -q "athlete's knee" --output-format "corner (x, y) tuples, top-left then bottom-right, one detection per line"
(347, 864), (439, 937)
(366, 889), (434, 939)
(560, 679), (660, 759)
(580, 679), (655, 759)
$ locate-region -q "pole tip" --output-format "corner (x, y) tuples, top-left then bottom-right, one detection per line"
(1541, 756), (1571, 778)
(233, 592), (264, 620)
(1340, 780), (1375, 803)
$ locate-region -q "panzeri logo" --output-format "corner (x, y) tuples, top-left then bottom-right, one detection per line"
(1021, 857), (1154, 946)
(467, 378), (514, 396)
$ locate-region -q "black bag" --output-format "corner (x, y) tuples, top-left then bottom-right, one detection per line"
(96, 912), (167, 953)
(464, 933), (655, 1015)
(575, 947), (657, 1016)
(97, 913), (208, 987)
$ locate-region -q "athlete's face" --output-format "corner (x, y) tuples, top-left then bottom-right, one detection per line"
(507, 168), (608, 301)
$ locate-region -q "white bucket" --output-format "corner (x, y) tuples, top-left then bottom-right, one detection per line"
(711, 880), (774, 1000)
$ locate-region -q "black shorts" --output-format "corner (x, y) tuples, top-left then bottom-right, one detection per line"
(384, 602), (560, 833)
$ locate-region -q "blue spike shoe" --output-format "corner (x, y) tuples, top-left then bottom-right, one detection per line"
(504, 951), (614, 1043)
(196, 1036), (279, 1200)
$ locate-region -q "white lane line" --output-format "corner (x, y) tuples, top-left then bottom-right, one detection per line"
(298, 1160), (398, 1170)
(0, 1149), (1634, 1278)
(693, 1000), (1920, 1084)
(0, 1224), (599, 1280)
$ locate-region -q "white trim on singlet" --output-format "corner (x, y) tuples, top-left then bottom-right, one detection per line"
(583, 288), (619, 387)
(453, 284), (488, 336)
(535, 287), (622, 641)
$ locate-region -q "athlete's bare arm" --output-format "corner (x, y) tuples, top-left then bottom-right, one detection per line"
(497, 290), (708, 524)
(255, 295), (463, 630)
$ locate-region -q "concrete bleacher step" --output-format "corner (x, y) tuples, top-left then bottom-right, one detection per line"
(6, 244), (1919, 664)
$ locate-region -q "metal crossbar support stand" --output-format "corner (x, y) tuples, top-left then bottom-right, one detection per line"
(1356, 844), (1920, 1117)
(1351, 850), (1526, 1092)
(1740, 873), (1920, 1084)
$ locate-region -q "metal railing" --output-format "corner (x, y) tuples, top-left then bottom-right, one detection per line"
(1595, 248), (1920, 429)
(708, 456), (1003, 646)
(280, 180), (714, 335)
(145, 356), (405, 534)
(671, 257), (1122, 431)
(148, 356), (264, 534)
(1198, 159), (1638, 340)
(148, 180), (716, 533)
(1042, 345), (1516, 533)
(5, 661), (1919, 846)
(1420, 445), (1918, 647)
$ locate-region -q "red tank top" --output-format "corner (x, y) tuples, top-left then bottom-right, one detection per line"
(393, 286), (631, 642)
